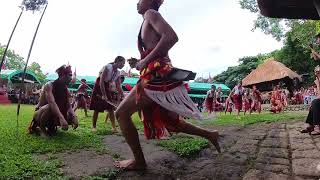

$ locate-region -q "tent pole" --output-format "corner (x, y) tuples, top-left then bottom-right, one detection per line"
(314, 0), (320, 17)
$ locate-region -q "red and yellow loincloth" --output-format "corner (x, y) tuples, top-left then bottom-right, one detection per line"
(137, 57), (202, 139)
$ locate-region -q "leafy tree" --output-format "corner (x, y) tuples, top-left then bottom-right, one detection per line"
(27, 62), (46, 82)
(239, 0), (288, 41)
(239, 0), (320, 41)
(0, 45), (46, 82)
(214, 53), (272, 87)
(0, 0), (48, 73)
(0, 45), (25, 70)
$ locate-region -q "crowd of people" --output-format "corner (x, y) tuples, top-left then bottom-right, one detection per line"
(6, 0), (320, 171)
(202, 80), (319, 119)
(203, 82), (262, 119)
(0, 85), (41, 105)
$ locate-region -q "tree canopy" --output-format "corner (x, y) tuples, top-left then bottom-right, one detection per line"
(0, 45), (46, 82)
(213, 1), (320, 88)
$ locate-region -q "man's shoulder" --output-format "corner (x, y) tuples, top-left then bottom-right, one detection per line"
(43, 82), (53, 90)
(105, 64), (113, 71)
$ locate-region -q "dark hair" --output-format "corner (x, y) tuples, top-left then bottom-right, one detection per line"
(114, 56), (125, 63)
(151, 0), (161, 11)
(316, 33), (320, 39)
(56, 65), (72, 78)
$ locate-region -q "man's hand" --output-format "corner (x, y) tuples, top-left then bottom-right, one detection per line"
(59, 116), (68, 130)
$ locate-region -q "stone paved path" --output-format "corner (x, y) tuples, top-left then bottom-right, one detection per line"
(49, 120), (320, 179)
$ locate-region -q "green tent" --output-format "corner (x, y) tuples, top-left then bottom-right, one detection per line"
(46, 75), (140, 86)
(188, 82), (230, 92)
(46, 74), (97, 85)
(120, 77), (231, 98)
(188, 94), (207, 98)
(0, 69), (41, 84)
(45, 75), (230, 98)
(121, 77), (231, 91)
(123, 77), (139, 86)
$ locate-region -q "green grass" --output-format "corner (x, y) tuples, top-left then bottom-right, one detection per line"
(0, 104), (307, 179)
(84, 169), (122, 180)
(157, 135), (209, 157)
(0, 104), (142, 179)
(187, 111), (308, 127)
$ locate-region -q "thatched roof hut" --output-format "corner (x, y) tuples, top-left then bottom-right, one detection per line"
(242, 58), (301, 91)
(257, 0), (320, 20)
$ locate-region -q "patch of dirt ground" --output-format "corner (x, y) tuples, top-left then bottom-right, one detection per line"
(37, 120), (320, 180)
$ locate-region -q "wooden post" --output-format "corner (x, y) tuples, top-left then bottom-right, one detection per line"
(0, 8), (24, 74)
(314, 0), (320, 17)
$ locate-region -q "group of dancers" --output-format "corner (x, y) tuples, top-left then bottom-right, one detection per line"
(27, 0), (221, 170)
(204, 82), (262, 118)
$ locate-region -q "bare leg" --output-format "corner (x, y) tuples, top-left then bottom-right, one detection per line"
(92, 110), (99, 131)
(107, 110), (117, 132)
(34, 105), (51, 138)
(82, 97), (88, 117)
(84, 107), (88, 117)
(73, 102), (78, 112)
(114, 87), (149, 170)
(105, 112), (109, 123)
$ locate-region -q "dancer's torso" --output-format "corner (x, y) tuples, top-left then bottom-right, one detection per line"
(139, 19), (169, 59)
(37, 81), (69, 118)
(100, 64), (120, 83)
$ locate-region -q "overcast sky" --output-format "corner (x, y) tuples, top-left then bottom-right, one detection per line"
(0, 0), (282, 77)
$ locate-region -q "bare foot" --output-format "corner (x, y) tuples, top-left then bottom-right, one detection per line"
(114, 159), (146, 171)
(38, 128), (49, 138)
(111, 129), (118, 133)
(208, 131), (221, 153)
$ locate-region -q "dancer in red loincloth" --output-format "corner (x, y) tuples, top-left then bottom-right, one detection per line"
(250, 85), (262, 114)
(74, 79), (89, 117)
(229, 81), (244, 119)
(243, 88), (251, 115)
(90, 56), (125, 132)
(204, 85), (216, 115)
(114, 0), (221, 170)
(28, 65), (78, 137)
